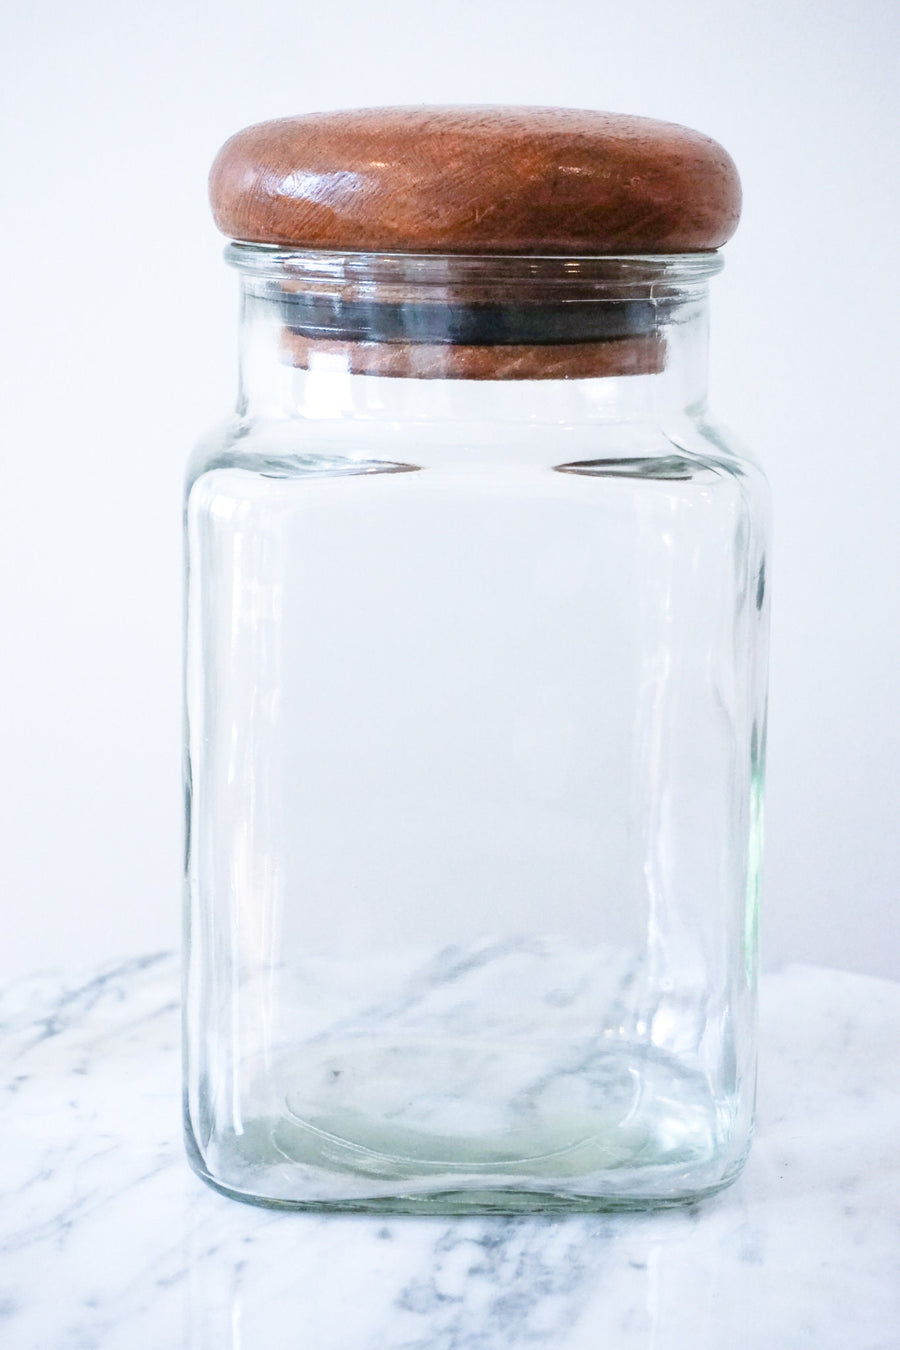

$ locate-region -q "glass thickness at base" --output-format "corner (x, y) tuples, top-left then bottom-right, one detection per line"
(183, 1029), (750, 1214)
(185, 1125), (749, 1216)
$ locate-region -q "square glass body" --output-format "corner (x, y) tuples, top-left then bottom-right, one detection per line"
(184, 252), (770, 1212)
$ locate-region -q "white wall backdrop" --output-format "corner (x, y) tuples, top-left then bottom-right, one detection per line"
(2, 0), (898, 979)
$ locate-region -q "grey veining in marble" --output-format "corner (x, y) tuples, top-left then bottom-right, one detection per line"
(2, 954), (899, 1349)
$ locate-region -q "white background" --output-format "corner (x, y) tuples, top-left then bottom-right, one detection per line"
(2, 0), (898, 980)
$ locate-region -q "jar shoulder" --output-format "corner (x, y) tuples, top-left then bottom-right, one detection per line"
(664, 415), (771, 528)
(667, 415), (768, 484)
(186, 411), (768, 499)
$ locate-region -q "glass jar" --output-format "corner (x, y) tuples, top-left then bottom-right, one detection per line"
(183, 244), (769, 1212)
(184, 109), (769, 1211)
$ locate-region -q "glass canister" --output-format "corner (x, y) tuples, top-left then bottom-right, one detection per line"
(184, 108), (770, 1212)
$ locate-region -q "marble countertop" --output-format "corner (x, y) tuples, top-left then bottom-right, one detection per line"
(2, 955), (898, 1349)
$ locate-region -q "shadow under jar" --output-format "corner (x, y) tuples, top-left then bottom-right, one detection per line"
(184, 108), (770, 1212)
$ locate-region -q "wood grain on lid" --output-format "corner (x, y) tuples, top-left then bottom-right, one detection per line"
(280, 331), (666, 380)
(210, 106), (741, 255)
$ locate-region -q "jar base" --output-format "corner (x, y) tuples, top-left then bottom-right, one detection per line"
(185, 1134), (747, 1215)
(184, 1033), (749, 1214)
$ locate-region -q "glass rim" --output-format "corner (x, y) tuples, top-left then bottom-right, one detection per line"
(224, 241), (724, 292)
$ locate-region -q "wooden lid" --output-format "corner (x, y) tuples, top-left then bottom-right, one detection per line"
(210, 106), (741, 255)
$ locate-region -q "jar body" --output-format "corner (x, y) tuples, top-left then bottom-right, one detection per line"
(184, 254), (770, 1211)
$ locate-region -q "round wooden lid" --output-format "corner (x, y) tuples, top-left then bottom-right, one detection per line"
(210, 107), (741, 255)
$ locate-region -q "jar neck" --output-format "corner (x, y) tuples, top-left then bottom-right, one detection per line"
(229, 247), (719, 424)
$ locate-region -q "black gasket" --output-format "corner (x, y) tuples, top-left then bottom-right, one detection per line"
(278, 290), (661, 345)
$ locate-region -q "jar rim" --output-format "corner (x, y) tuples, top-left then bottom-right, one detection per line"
(224, 242), (723, 293)
(227, 243), (718, 381)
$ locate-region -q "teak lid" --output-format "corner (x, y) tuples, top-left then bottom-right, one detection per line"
(210, 108), (740, 379)
(210, 106), (740, 254)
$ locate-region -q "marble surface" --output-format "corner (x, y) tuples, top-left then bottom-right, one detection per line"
(2, 955), (898, 1349)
